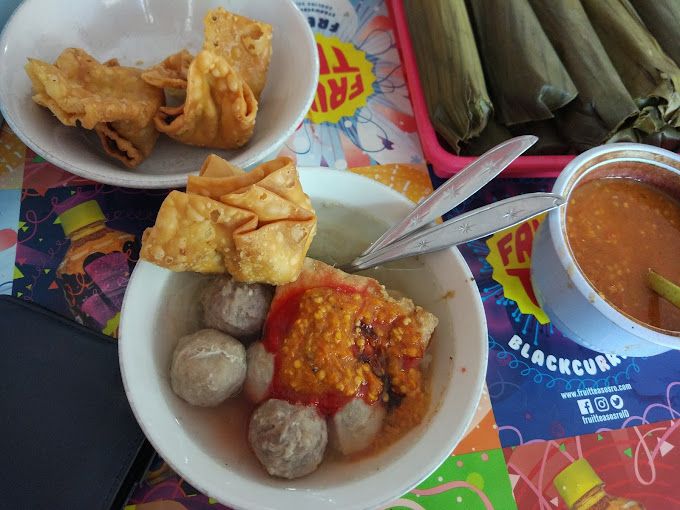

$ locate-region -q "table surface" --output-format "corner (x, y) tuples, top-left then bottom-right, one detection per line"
(1, 1), (679, 509)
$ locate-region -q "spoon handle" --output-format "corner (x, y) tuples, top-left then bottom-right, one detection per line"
(647, 269), (680, 309)
(362, 135), (538, 255)
(345, 193), (564, 272)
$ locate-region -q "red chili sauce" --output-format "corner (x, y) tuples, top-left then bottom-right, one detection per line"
(567, 177), (680, 331)
(262, 284), (426, 416)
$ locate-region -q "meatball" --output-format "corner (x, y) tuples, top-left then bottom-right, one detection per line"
(244, 341), (274, 403)
(329, 398), (386, 455)
(170, 329), (246, 407)
(248, 399), (328, 479)
(201, 275), (274, 340)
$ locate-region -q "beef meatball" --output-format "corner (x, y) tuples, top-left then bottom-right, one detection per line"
(201, 275), (274, 341)
(248, 399), (328, 479)
(244, 341), (274, 403)
(170, 329), (246, 407)
(329, 398), (386, 455)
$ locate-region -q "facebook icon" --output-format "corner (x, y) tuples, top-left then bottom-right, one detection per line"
(577, 398), (594, 416)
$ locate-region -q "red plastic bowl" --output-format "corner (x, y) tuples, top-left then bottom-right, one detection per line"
(388, 0), (573, 178)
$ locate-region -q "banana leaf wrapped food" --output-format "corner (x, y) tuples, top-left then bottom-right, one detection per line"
(509, 120), (570, 156)
(582, 0), (680, 135)
(629, 0), (680, 66)
(609, 118), (680, 152)
(528, 0), (639, 151)
(467, 0), (578, 127)
(462, 118), (511, 156)
(463, 119), (571, 157)
(404, 0), (492, 154)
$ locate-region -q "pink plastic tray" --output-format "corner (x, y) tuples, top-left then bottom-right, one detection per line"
(388, 0), (572, 178)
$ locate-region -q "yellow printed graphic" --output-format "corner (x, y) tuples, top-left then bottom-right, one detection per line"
(102, 312), (121, 337)
(486, 215), (550, 324)
(349, 163), (433, 203)
(308, 34), (375, 124)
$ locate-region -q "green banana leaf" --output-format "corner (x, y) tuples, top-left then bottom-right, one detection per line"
(608, 122), (680, 152)
(467, 0), (578, 126)
(461, 118), (512, 156)
(404, 0), (492, 154)
(582, 0), (680, 129)
(629, 0), (680, 66)
(529, 0), (639, 151)
(509, 120), (571, 155)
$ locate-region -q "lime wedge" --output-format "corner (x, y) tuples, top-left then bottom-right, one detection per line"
(647, 269), (680, 309)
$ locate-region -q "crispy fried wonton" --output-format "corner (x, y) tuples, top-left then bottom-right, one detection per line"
(141, 49), (193, 90)
(203, 8), (273, 100)
(153, 50), (258, 149)
(94, 120), (159, 168)
(141, 156), (316, 285)
(25, 48), (163, 167)
(24, 7), (272, 166)
(198, 153), (246, 177)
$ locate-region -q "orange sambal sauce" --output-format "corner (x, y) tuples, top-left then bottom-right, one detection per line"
(262, 285), (427, 417)
(566, 177), (680, 332)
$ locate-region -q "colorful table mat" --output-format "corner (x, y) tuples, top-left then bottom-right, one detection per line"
(0, 1), (678, 509)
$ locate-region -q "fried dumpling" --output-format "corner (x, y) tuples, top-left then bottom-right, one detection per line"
(189, 153), (268, 196)
(141, 189), (252, 274)
(153, 50), (258, 150)
(141, 49), (193, 90)
(198, 153), (249, 177)
(25, 48), (163, 167)
(94, 119), (159, 168)
(203, 7), (273, 100)
(141, 156), (316, 285)
(187, 156), (310, 207)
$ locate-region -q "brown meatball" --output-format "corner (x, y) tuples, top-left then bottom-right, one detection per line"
(170, 329), (246, 407)
(329, 398), (386, 455)
(244, 341), (274, 403)
(248, 399), (328, 479)
(201, 275), (274, 341)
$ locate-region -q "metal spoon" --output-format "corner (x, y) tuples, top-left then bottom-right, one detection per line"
(362, 135), (538, 255)
(342, 192), (564, 273)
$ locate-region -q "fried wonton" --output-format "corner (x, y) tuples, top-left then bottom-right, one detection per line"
(94, 120), (159, 168)
(141, 49), (193, 90)
(153, 50), (258, 149)
(141, 156), (316, 285)
(141, 190), (253, 273)
(25, 48), (163, 167)
(203, 7), (273, 99)
(198, 153), (247, 177)
(187, 157), (312, 207)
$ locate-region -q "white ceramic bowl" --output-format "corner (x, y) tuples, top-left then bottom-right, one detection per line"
(532, 143), (680, 357)
(119, 169), (488, 510)
(0, 0), (318, 188)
